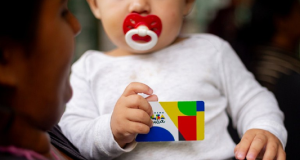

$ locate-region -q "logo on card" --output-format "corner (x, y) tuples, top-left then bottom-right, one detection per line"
(151, 112), (166, 124)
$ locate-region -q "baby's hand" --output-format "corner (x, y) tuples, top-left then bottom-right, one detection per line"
(111, 82), (158, 148)
(235, 129), (285, 160)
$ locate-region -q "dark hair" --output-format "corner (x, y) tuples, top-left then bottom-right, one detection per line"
(0, 1), (44, 47)
(239, 0), (298, 45)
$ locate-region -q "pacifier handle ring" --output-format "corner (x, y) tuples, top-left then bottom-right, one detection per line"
(125, 26), (158, 51)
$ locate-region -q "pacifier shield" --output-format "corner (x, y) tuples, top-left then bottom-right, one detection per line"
(123, 13), (162, 42)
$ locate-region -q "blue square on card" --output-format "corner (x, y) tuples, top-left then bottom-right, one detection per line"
(197, 101), (205, 112)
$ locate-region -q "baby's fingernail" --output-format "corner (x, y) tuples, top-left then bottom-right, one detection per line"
(149, 88), (153, 94)
(236, 152), (245, 159)
(247, 153), (255, 160)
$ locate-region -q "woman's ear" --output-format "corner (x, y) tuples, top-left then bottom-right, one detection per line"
(0, 44), (23, 87)
(86, 0), (102, 19)
(183, 0), (196, 16)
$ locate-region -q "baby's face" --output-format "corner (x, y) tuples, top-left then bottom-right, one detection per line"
(89, 0), (195, 54)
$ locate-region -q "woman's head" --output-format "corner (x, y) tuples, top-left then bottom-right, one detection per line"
(0, 0), (81, 133)
(0, 1), (42, 46)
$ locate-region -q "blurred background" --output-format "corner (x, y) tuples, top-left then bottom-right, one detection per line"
(69, 0), (240, 61)
(69, 0), (300, 159)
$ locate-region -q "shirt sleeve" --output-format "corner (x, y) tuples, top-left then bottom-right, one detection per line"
(216, 40), (287, 148)
(59, 52), (137, 160)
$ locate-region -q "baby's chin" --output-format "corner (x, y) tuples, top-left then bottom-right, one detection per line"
(128, 37), (179, 55)
(126, 45), (166, 55)
(131, 50), (156, 55)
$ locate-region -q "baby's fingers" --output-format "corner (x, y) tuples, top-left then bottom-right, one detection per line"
(235, 132), (255, 159)
(123, 82), (154, 97)
(116, 121), (150, 145)
(125, 95), (153, 116)
(276, 146), (286, 160)
(128, 121), (151, 135)
(127, 108), (153, 128)
(262, 141), (281, 160)
(145, 94), (158, 102)
(246, 134), (267, 160)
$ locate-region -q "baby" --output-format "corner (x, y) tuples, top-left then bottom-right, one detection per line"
(59, 0), (287, 159)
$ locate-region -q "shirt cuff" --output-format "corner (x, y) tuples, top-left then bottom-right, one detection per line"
(94, 114), (137, 158)
(244, 119), (287, 149)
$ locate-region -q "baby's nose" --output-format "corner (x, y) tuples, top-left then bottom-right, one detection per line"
(129, 0), (150, 15)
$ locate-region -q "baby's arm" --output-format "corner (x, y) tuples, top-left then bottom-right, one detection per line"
(59, 60), (107, 159)
(59, 55), (156, 160)
(215, 39), (287, 160)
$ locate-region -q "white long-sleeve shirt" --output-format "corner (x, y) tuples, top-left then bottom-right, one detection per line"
(59, 34), (287, 160)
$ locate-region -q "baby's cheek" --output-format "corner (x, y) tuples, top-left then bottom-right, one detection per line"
(165, 13), (183, 30)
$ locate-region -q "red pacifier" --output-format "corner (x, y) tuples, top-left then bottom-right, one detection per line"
(123, 13), (162, 51)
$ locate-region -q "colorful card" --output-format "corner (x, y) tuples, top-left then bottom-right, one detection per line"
(136, 101), (205, 142)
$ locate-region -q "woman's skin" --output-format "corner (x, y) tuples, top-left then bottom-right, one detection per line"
(0, 0), (80, 159)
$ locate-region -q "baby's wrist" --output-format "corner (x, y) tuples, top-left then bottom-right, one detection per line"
(117, 140), (126, 148)
(114, 136), (131, 148)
